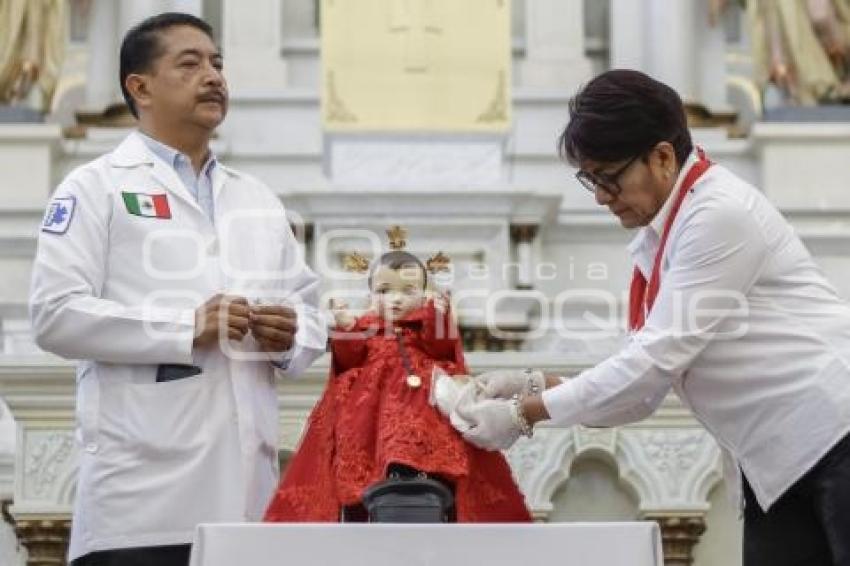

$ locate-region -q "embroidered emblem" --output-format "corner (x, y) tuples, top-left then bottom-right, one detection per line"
(122, 192), (172, 219)
(41, 196), (76, 234)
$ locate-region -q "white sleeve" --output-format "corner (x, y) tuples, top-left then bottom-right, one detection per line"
(29, 174), (195, 364)
(543, 201), (770, 427)
(269, 214), (327, 378)
(578, 384), (669, 428)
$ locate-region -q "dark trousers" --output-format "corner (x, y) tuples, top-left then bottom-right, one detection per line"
(744, 432), (850, 566)
(70, 544), (191, 566)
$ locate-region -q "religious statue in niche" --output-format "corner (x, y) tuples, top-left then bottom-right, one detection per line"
(730, 0), (850, 105)
(264, 226), (531, 523)
(0, 0), (66, 113)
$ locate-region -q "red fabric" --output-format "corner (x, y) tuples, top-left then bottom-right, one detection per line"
(628, 148), (712, 331)
(263, 301), (532, 522)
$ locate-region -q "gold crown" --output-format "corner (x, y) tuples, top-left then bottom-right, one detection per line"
(387, 225), (407, 250)
(426, 251), (451, 273)
(340, 225), (452, 274)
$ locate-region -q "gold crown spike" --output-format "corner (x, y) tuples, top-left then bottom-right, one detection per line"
(387, 225), (408, 251)
(342, 251), (370, 273)
(426, 251), (451, 273)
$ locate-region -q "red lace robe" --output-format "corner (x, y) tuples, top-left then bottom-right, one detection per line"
(264, 301), (532, 522)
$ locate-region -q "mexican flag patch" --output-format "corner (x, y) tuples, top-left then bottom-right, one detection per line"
(121, 192), (171, 219)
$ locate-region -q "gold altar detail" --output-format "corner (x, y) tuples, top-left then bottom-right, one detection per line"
(320, 0), (511, 132)
(12, 511), (71, 566)
(645, 514), (707, 566)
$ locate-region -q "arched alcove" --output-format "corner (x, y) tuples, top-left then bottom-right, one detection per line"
(547, 452), (640, 522)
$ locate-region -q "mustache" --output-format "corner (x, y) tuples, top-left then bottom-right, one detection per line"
(197, 90), (226, 104)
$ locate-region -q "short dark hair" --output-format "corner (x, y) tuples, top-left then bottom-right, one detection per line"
(119, 12), (214, 118)
(368, 251), (428, 290)
(558, 69), (693, 167)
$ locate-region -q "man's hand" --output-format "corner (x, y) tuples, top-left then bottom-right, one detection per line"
(250, 304), (298, 353)
(193, 294), (251, 349)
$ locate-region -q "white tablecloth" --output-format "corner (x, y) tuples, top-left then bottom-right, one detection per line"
(189, 523), (663, 566)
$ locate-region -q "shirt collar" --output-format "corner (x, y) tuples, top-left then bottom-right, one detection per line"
(136, 130), (217, 177)
(626, 149), (700, 273)
(647, 149), (700, 237)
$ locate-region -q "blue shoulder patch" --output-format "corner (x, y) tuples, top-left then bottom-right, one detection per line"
(41, 196), (76, 235)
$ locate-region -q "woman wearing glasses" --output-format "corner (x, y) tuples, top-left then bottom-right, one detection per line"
(449, 70), (850, 566)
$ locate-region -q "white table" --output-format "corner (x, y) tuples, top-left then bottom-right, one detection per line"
(189, 523), (663, 566)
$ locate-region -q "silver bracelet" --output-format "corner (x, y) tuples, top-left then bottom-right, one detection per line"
(524, 368), (543, 396)
(511, 397), (534, 438)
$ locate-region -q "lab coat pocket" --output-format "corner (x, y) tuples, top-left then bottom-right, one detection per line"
(123, 371), (210, 457)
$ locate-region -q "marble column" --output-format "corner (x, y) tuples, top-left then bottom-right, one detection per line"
(694, 0), (730, 111)
(510, 224), (539, 290)
(168, 0), (202, 15)
(82, 0), (120, 112)
(646, 0), (699, 102)
(610, 0), (648, 72)
(221, 0), (287, 95)
(119, 0), (161, 33)
(83, 0), (173, 113)
(610, 0), (728, 109)
(521, 0), (592, 89)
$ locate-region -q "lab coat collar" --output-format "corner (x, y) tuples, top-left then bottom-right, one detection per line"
(109, 131), (237, 215)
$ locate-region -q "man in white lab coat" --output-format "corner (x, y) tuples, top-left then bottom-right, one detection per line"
(452, 70), (850, 566)
(29, 13), (326, 566)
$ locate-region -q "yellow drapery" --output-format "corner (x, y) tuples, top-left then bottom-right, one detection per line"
(749, 0), (850, 104)
(0, 0), (66, 111)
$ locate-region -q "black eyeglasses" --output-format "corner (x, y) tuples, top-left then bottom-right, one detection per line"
(575, 154), (641, 197)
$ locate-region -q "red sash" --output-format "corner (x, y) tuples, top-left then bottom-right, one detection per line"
(628, 148), (712, 331)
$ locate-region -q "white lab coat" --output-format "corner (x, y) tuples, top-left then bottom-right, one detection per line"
(29, 132), (327, 561)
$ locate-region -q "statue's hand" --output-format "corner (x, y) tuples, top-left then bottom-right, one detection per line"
(329, 298), (356, 330)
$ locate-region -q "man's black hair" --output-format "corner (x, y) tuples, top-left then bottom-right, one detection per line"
(368, 251), (428, 290)
(119, 12), (215, 118)
(558, 69), (693, 166)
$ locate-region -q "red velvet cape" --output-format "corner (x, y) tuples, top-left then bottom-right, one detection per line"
(264, 302), (532, 522)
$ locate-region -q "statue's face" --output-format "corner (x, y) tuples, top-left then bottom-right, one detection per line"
(370, 265), (425, 322)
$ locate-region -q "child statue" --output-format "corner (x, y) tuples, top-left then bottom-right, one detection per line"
(264, 227), (531, 522)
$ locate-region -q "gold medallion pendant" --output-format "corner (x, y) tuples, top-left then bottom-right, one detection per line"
(406, 374), (422, 388)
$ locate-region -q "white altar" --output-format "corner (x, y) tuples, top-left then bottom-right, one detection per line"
(188, 523), (663, 566)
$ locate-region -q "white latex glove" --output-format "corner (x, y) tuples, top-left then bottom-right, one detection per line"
(431, 366), (473, 416)
(476, 369), (544, 400)
(444, 381), (482, 433)
(452, 396), (522, 451)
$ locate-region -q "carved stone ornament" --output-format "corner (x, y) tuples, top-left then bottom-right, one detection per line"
(24, 433), (74, 500)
